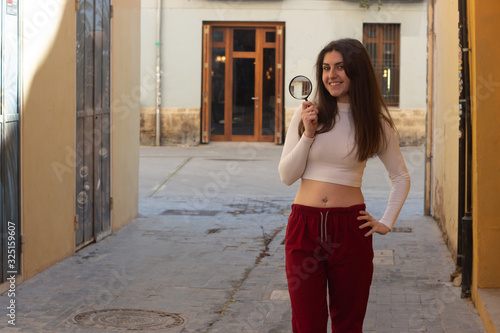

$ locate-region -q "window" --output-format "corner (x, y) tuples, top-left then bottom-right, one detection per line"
(363, 24), (400, 106)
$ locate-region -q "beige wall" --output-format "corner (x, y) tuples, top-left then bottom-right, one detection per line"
(429, 0), (460, 254)
(22, 1), (76, 279)
(391, 109), (427, 147)
(19, 1), (140, 281)
(111, 0), (141, 231)
(140, 108), (200, 146)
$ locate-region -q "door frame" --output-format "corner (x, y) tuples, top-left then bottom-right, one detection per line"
(202, 22), (284, 144)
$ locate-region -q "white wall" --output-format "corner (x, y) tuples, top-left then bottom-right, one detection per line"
(141, 0), (427, 112)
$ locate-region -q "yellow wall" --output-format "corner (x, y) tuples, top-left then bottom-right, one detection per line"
(110, 0), (141, 231)
(429, 1), (499, 330)
(429, 0), (460, 254)
(469, 0), (500, 289)
(20, 1), (140, 280)
(21, 1), (76, 279)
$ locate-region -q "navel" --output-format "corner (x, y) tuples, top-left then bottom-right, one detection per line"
(322, 197), (328, 203)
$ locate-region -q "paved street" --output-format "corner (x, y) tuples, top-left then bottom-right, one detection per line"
(0, 143), (487, 332)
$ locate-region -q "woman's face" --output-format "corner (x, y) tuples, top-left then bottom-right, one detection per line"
(322, 50), (351, 103)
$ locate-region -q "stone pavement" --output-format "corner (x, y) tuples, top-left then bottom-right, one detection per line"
(0, 143), (487, 332)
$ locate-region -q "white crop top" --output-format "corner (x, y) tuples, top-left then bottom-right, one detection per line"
(278, 102), (410, 230)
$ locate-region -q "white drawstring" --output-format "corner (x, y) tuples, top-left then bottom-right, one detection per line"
(320, 212), (324, 243)
(324, 211), (329, 242)
(320, 211), (329, 242)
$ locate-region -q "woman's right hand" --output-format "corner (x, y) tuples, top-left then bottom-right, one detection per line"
(301, 101), (318, 138)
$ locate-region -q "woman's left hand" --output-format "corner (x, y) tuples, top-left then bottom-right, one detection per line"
(358, 210), (390, 236)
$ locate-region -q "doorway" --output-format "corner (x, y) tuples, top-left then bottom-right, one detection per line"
(75, 0), (111, 249)
(202, 23), (284, 143)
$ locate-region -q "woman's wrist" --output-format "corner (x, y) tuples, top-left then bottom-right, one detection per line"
(303, 131), (315, 139)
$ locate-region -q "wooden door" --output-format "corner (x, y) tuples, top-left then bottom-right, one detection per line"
(75, 0), (111, 249)
(202, 23), (284, 143)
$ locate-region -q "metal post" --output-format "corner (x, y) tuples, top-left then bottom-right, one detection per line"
(155, 0), (162, 146)
(458, 0), (473, 298)
(424, 0), (435, 216)
(461, 212), (472, 298)
(457, 0), (467, 270)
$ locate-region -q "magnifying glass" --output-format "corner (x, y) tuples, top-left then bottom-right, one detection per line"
(289, 75), (313, 101)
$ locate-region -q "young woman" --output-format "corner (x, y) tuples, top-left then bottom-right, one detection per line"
(279, 39), (410, 333)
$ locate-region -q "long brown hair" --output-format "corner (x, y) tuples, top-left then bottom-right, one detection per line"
(298, 38), (395, 161)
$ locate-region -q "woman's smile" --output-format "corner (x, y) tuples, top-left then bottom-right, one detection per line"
(322, 50), (351, 103)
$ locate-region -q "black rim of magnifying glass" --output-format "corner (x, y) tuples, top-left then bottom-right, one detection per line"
(289, 75), (312, 101)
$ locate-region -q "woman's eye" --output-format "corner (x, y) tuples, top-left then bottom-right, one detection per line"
(322, 66), (330, 71)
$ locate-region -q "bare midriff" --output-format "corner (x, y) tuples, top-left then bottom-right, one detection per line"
(294, 179), (364, 208)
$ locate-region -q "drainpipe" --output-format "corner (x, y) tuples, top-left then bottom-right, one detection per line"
(458, 0), (473, 299)
(424, 0), (435, 216)
(155, 0), (162, 146)
(457, 1), (466, 272)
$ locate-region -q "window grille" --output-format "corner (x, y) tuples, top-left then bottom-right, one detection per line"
(363, 24), (400, 106)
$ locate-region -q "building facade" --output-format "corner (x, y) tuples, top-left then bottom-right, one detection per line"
(0, 0), (140, 290)
(428, 0), (500, 331)
(140, 0), (427, 146)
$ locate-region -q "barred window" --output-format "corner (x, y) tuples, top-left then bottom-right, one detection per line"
(363, 24), (400, 106)
(302, 80), (312, 96)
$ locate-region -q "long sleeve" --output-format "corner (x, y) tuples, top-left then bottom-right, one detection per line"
(377, 121), (411, 230)
(278, 106), (315, 185)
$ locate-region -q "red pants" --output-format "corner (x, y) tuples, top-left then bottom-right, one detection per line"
(285, 204), (373, 333)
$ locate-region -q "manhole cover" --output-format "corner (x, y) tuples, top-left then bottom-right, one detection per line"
(74, 309), (184, 331)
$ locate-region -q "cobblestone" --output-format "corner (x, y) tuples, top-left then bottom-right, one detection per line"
(0, 144), (487, 332)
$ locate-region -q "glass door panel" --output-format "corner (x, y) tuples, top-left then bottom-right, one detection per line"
(262, 48), (275, 136)
(232, 58), (255, 136)
(233, 29), (255, 52)
(211, 47), (226, 136)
